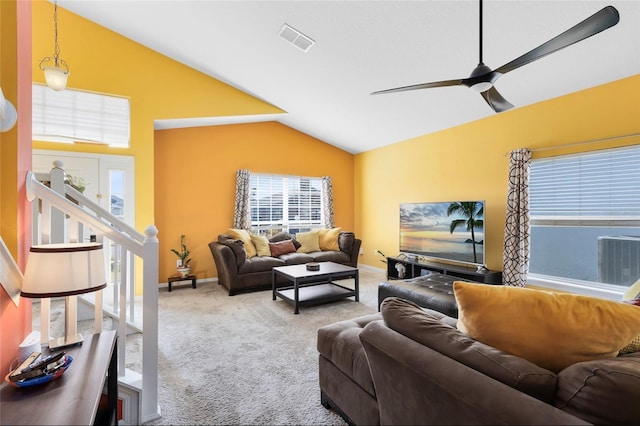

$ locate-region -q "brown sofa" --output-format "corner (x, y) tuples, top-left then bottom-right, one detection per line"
(318, 297), (640, 425)
(209, 231), (361, 295)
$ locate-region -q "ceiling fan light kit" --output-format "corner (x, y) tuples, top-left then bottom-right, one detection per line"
(469, 63), (494, 92)
(372, 1), (620, 113)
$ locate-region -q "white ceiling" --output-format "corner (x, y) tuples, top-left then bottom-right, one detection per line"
(57, 0), (640, 154)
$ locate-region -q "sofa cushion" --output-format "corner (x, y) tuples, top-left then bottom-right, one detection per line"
(279, 252), (315, 265)
(269, 239), (297, 257)
(555, 353), (640, 425)
(319, 227), (341, 251)
(217, 235), (246, 267)
(317, 313), (382, 397)
(296, 230), (320, 253)
(310, 250), (351, 264)
(338, 232), (355, 254)
(381, 297), (558, 403)
(250, 234), (271, 257)
(238, 255), (286, 274)
(269, 232), (301, 250)
(227, 228), (257, 258)
(454, 281), (640, 373)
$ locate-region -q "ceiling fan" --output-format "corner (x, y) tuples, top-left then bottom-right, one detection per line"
(371, 1), (620, 113)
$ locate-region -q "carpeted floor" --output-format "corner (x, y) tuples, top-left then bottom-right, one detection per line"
(38, 266), (386, 425)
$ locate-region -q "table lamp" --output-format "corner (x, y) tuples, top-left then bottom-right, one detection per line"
(21, 243), (106, 349)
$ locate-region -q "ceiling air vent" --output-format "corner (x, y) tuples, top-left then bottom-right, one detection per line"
(279, 24), (315, 53)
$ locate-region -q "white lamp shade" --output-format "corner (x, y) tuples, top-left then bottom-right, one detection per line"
(21, 243), (106, 298)
(0, 87), (18, 132)
(43, 66), (70, 91)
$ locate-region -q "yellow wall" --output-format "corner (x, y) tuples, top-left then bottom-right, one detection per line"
(1, 0), (33, 377)
(29, 1), (282, 291)
(355, 74), (640, 271)
(154, 121), (355, 281)
(30, 1), (282, 240)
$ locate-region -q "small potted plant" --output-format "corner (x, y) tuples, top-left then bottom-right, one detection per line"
(171, 234), (192, 277)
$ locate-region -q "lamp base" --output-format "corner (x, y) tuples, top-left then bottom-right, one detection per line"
(48, 333), (83, 350)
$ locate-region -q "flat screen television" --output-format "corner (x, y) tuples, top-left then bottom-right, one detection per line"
(399, 201), (485, 266)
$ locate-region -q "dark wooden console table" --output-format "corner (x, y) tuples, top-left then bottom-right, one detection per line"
(0, 330), (118, 425)
(168, 273), (197, 291)
(386, 256), (502, 284)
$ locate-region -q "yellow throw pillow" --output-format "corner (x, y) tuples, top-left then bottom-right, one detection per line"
(453, 281), (640, 373)
(227, 228), (257, 258)
(318, 227), (341, 251)
(296, 230), (320, 253)
(250, 234), (271, 257)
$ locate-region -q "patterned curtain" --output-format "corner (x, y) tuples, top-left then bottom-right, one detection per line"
(503, 148), (532, 287)
(321, 176), (335, 229)
(233, 169), (251, 230)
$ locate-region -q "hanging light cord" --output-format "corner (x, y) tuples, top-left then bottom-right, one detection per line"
(53, 1), (60, 66)
(478, 0), (483, 64)
(39, 0), (69, 73)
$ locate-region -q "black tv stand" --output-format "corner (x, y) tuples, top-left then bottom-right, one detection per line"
(386, 256), (502, 284)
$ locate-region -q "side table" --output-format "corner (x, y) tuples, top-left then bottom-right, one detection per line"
(0, 330), (117, 425)
(167, 274), (197, 292)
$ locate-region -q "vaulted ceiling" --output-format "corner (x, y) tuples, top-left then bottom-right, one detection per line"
(58, 0), (640, 154)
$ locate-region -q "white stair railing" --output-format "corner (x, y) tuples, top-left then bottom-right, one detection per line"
(26, 168), (160, 424)
(0, 236), (22, 307)
(60, 183), (143, 332)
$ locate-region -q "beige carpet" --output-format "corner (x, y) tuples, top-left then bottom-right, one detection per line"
(38, 266), (386, 425)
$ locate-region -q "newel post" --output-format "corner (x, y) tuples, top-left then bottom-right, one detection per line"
(141, 225), (160, 422)
(49, 160), (66, 244)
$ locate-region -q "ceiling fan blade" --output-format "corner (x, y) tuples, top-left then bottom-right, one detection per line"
(480, 87), (514, 113)
(494, 6), (619, 76)
(371, 78), (464, 95)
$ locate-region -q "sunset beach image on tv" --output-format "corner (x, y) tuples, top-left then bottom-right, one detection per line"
(399, 201), (485, 265)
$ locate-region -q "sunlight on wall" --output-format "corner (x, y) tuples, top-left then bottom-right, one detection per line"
(355, 75), (640, 272)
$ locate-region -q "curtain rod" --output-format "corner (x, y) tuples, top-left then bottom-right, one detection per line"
(504, 132), (640, 156)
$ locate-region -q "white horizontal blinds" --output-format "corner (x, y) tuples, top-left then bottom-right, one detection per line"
(32, 84), (130, 147)
(530, 146), (640, 220)
(250, 174), (284, 233)
(249, 174), (323, 234)
(287, 177), (322, 229)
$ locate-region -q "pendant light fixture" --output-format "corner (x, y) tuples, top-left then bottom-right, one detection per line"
(39, 1), (70, 91)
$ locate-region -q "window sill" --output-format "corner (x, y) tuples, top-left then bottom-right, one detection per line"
(527, 274), (624, 301)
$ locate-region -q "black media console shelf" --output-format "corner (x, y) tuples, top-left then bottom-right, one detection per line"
(386, 256), (502, 284)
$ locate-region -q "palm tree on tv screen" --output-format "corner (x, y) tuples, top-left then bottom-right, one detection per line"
(447, 201), (484, 263)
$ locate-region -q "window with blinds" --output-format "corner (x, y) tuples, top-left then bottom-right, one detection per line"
(250, 174), (323, 237)
(32, 84), (130, 147)
(529, 145), (640, 294)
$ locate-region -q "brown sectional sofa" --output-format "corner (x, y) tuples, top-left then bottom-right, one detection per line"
(318, 297), (640, 425)
(209, 231), (361, 295)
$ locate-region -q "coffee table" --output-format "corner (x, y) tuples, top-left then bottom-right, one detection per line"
(272, 262), (359, 314)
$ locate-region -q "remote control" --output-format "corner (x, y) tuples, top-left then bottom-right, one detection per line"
(9, 352), (41, 382)
(24, 351), (65, 373)
(44, 356), (67, 373)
